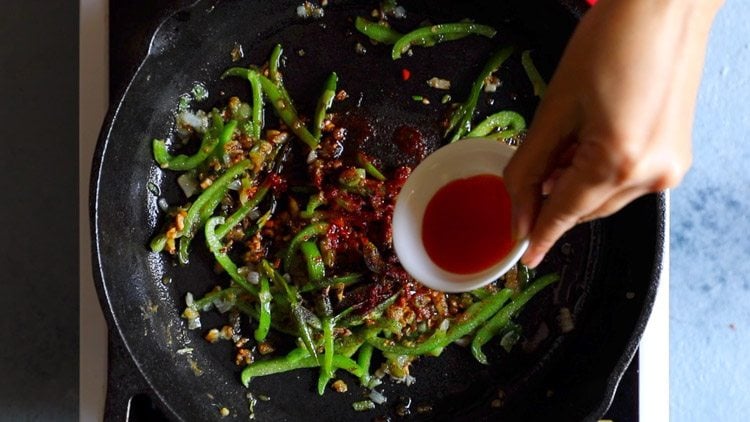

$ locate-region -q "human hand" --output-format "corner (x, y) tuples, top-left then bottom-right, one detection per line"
(503, 0), (723, 268)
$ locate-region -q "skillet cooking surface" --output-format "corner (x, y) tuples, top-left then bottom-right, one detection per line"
(92, 0), (664, 420)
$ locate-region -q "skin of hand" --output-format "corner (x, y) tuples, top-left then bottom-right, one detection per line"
(503, 0), (724, 268)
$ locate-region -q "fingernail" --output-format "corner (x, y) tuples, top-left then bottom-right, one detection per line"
(521, 246), (544, 269)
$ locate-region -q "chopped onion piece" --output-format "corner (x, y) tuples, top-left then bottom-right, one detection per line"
(453, 336), (471, 347)
(559, 307), (574, 333)
(391, 6), (406, 19)
(246, 271), (260, 285)
(214, 296), (235, 314)
(306, 149), (318, 164)
(483, 75), (501, 92)
(522, 322), (549, 353)
(228, 179), (242, 191)
(157, 198), (169, 211)
(187, 316), (201, 330)
(374, 366), (387, 379)
(185, 292), (195, 307)
(296, 1), (324, 19)
(426, 77), (451, 90)
(177, 110), (209, 133)
(369, 389), (387, 405)
(500, 330), (521, 353)
(177, 173), (199, 198)
(366, 378), (382, 389)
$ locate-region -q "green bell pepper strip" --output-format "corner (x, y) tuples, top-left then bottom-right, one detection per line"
(299, 273), (361, 293)
(214, 180), (270, 240)
(356, 343), (374, 386)
(352, 400), (376, 411)
(241, 349), (363, 387)
(204, 216), (259, 296)
(152, 135), (217, 171)
(233, 301), (298, 337)
(268, 43), (283, 84)
(257, 74), (320, 149)
(335, 324), (384, 358)
(466, 110), (526, 140)
(313, 72), (337, 140)
(193, 285), (241, 311)
(296, 301), (322, 330)
(253, 275), (272, 342)
(223, 66), (318, 149)
(299, 193), (325, 219)
(265, 44), (297, 109)
(152, 116), (235, 171)
(354, 16), (403, 44)
(317, 315), (335, 395)
(220, 67), (264, 140)
(392, 23), (497, 60)
(176, 159), (251, 264)
(150, 233), (167, 252)
(521, 50), (547, 98)
(260, 259), (295, 303)
(260, 260), (319, 361)
(300, 241), (326, 283)
(471, 273), (559, 364)
(366, 289), (513, 355)
(211, 119), (239, 164)
(470, 287), (491, 300)
(338, 292), (399, 327)
(356, 152), (386, 181)
(314, 294), (335, 394)
(283, 222), (330, 273)
(247, 71), (264, 139)
(446, 46), (514, 142)
(292, 304), (319, 361)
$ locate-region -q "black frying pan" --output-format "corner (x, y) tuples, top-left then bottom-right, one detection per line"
(91, 0), (665, 420)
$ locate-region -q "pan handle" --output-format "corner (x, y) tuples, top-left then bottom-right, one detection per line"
(105, 334), (169, 421)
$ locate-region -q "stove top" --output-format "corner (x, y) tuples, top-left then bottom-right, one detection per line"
(78, 1), (668, 420)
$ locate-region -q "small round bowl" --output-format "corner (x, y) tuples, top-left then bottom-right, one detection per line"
(392, 138), (529, 293)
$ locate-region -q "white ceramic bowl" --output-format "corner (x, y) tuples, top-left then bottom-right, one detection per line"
(392, 138), (529, 293)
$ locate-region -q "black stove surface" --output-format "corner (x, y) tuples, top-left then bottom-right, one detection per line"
(107, 1), (639, 420)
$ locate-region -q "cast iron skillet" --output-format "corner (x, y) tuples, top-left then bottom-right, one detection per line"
(91, 0), (665, 420)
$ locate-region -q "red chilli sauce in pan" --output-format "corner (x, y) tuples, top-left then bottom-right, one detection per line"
(421, 174), (513, 274)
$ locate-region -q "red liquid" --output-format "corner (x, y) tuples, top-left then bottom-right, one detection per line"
(422, 174), (513, 275)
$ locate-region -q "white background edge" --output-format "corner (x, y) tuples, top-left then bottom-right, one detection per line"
(79, 0), (109, 420)
(638, 190), (670, 422)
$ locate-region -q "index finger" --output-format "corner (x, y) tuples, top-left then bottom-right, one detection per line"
(503, 94), (578, 240)
(521, 149), (617, 267)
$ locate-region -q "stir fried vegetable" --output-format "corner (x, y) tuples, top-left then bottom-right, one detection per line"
(149, 12), (559, 403)
(466, 110), (527, 141)
(391, 23), (497, 59)
(446, 46), (515, 142)
(521, 49), (547, 97)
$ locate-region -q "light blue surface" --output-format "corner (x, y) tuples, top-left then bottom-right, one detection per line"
(671, 0), (750, 420)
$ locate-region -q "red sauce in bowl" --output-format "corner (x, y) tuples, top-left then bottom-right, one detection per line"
(421, 174), (513, 275)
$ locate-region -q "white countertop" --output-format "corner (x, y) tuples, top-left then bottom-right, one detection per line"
(80, 0), (108, 420)
(78, 1), (668, 420)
